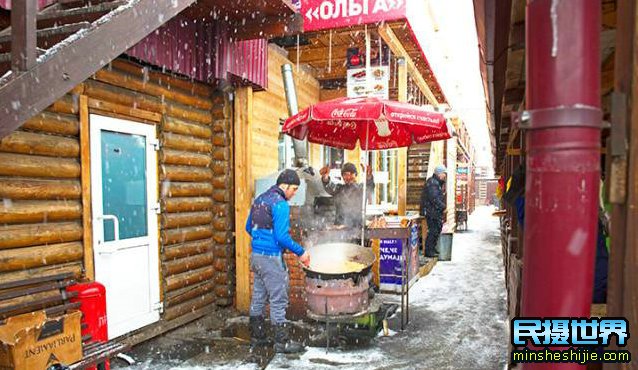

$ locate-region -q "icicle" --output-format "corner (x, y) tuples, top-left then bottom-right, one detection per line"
(365, 25), (371, 96)
(393, 55), (397, 89)
(328, 29), (333, 73)
(378, 33), (383, 66)
(296, 34), (300, 73)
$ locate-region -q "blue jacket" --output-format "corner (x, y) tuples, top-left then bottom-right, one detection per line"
(245, 185), (304, 257)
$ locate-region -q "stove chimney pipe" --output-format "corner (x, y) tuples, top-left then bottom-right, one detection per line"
(281, 64), (309, 167)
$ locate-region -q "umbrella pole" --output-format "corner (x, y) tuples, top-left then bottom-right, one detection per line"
(361, 123), (370, 248)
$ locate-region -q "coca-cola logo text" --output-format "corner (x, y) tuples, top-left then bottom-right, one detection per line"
(330, 108), (359, 118)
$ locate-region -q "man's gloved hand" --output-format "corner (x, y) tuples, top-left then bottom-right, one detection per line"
(319, 166), (330, 181)
(299, 251), (311, 267)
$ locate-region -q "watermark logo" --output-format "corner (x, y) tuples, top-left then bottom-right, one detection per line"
(511, 317), (631, 364)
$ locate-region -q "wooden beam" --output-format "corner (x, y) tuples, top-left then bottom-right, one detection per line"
(506, 148), (522, 156)
(397, 58), (408, 216)
(0, 0), (196, 138)
(378, 24), (438, 105)
(234, 87), (253, 313)
(622, 42), (638, 370)
(601, 50), (616, 96)
(88, 98), (162, 123)
(509, 21), (525, 51)
(229, 13), (303, 41)
(503, 86), (525, 106)
(11, 0), (37, 71)
(602, 0), (617, 29)
(295, 45), (355, 64)
(79, 95), (93, 280)
(605, 4), (633, 360)
(0, 22), (91, 46)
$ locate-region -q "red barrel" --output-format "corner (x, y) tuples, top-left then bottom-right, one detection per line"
(68, 281), (109, 370)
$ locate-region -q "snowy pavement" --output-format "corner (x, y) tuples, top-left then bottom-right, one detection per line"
(114, 206), (508, 370)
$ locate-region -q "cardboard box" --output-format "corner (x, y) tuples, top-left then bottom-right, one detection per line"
(0, 310), (82, 370)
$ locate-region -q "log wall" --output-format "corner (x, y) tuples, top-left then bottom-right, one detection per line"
(0, 58), (234, 326)
(0, 90), (84, 280)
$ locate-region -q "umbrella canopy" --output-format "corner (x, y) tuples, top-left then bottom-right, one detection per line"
(282, 97), (452, 150)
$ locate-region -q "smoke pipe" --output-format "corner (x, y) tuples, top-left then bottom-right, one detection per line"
(281, 64), (309, 167)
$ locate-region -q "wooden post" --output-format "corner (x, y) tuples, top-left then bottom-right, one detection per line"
(606, 0), (638, 364)
(79, 96), (94, 280)
(234, 87), (253, 313)
(397, 58), (408, 215)
(11, 0), (36, 72)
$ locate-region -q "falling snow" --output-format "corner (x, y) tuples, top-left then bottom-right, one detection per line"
(114, 207), (508, 370)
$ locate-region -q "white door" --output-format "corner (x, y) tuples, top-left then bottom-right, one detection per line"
(90, 114), (161, 339)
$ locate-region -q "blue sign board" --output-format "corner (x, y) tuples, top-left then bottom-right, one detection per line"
(379, 225), (420, 291)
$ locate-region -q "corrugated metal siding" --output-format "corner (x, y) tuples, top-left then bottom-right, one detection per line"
(127, 15), (268, 90)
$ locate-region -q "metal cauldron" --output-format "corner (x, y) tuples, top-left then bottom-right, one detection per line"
(303, 243), (376, 316)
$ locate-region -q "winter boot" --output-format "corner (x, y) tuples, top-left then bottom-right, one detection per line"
(274, 323), (305, 353)
(249, 316), (271, 349)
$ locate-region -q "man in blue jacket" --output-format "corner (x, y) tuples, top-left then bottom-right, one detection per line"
(246, 169), (310, 354)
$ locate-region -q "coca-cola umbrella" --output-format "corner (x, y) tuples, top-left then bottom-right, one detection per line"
(282, 96), (452, 246)
(282, 96), (452, 150)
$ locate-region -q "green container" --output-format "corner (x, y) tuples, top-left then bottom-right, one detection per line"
(437, 233), (454, 261)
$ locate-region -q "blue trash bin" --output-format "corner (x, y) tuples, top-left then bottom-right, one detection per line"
(437, 233), (453, 261)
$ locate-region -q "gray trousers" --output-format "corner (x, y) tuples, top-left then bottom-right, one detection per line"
(249, 254), (289, 325)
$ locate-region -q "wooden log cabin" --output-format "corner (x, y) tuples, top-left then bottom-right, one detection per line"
(0, 0), (301, 347)
(0, 0), (453, 350)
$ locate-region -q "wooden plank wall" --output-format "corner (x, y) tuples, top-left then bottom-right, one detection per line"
(252, 45), (322, 177)
(0, 58), (235, 325)
(235, 45), (321, 314)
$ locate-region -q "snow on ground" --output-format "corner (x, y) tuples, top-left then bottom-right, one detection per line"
(116, 206), (508, 370)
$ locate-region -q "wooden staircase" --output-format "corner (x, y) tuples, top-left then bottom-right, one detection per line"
(406, 142), (434, 212)
(0, 0), (196, 138)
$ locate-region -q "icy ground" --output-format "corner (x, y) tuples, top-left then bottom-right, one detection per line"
(114, 206), (508, 370)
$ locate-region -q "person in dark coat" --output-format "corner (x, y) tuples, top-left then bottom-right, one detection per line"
(245, 169), (310, 354)
(420, 165), (447, 257)
(319, 162), (375, 229)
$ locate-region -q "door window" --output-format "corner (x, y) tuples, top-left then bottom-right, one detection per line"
(101, 131), (148, 241)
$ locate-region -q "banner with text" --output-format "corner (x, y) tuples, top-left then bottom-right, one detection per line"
(301, 0), (406, 31)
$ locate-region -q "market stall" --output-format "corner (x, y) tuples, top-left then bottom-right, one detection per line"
(281, 64), (451, 335)
(368, 215), (422, 329)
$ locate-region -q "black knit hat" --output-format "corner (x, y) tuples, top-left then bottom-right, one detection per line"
(341, 162), (357, 175)
(276, 169), (301, 186)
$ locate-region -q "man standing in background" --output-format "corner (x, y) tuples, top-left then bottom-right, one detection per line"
(420, 165), (447, 258)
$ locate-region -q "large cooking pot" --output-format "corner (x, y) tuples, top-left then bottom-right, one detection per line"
(303, 242), (375, 281)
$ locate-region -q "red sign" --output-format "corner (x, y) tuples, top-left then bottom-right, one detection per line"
(301, 0), (406, 31)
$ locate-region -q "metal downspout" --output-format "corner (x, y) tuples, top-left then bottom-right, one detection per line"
(521, 1), (602, 369)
